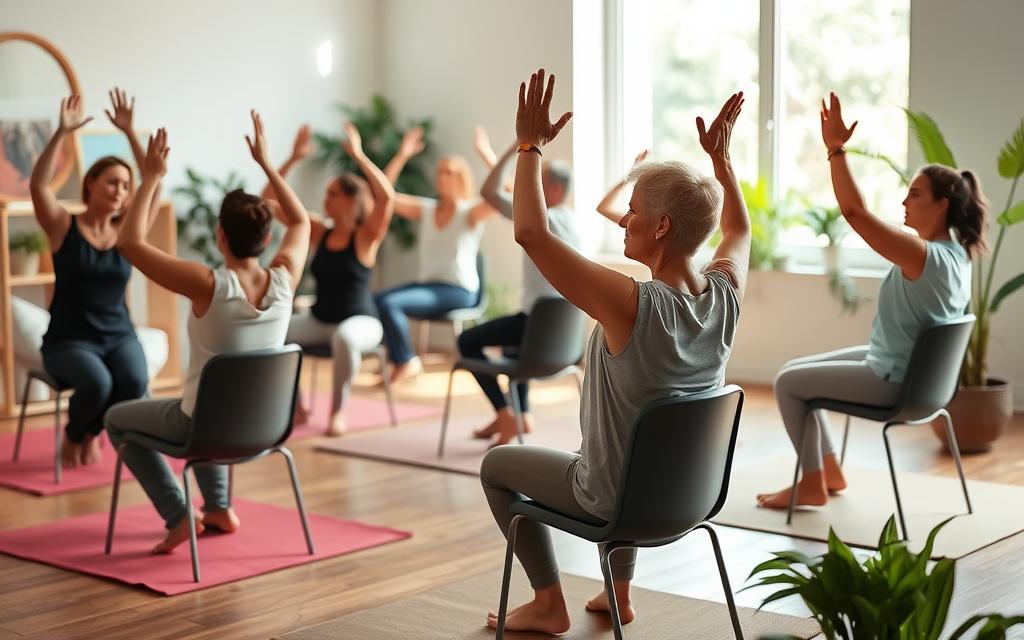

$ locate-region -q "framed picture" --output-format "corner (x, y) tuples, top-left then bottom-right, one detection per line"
(77, 128), (145, 177)
(0, 117), (75, 201)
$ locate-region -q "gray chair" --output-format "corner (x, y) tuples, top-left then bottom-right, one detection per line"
(104, 345), (314, 582)
(413, 253), (489, 353)
(495, 385), (746, 640)
(786, 315), (976, 540)
(11, 369), (69, 484)
(437, 296), (586, 457)
(301, 343), (397, 427)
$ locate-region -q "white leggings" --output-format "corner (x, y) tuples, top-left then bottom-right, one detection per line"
(774, 345), (902, 472)
(286, 311), (384, 414)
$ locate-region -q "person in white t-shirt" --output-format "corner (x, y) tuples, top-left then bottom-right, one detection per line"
(459, 131), (583, 446)
(104, 112), (310, 554)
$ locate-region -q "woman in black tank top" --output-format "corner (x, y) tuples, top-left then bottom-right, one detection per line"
(264, 123), (395, 436)
(29, 93), (152, 468)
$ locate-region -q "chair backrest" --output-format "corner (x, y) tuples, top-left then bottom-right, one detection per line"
(893, 314), (975, 421)
(184, 345), (303, 460)
(605, 385), (744, 543)
(514, 297), (587, 378)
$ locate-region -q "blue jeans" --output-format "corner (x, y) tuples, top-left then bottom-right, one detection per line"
(457, 312), (529, 413)
(374, 282), (477, 364)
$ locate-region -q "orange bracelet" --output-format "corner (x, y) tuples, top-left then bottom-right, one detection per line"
(517, 143), (542, 156)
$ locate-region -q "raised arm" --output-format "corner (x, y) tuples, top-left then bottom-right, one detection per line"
(513, 69), (639, 353)
(473, 125), (499, 169)
(106, 87), (162, 232)
(258, 125), (325, 246)
(383, 127), (427, 220)
(698, 93), (751, 296)
(343, 121), (395, 245)
(822, 92), (926, 279)
(116, 129), (216, 314)
(596, 149), (649, 224)
(30, 97), (91, 249)
(480, 141), (515, 219)
(246, 111), (310, 290)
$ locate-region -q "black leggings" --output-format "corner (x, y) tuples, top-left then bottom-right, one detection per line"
(42, 339), (149, 443)
(457, 312), (529, 413)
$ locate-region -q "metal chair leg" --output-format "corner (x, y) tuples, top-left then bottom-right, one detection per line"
(104, 449), (126, 554)
(310, 354), (320, 415)
(840, 414), (851, 466)
(508, 379), (525, 445)
(437, 368), (457, 458)
(495, 514), (524, 640)
(882, 423), (909, 541)
(600, 544), (626, 640)
(277, 447), (315, 554)
(376, 346), (398, 427)
(941, 409), (973, 514)
(183, 463), (201, 582)
(54, 391), (63, 485)
(12, 375), (33, 462)
(786, 422), (808, 524)
(697, 524), (744, 639)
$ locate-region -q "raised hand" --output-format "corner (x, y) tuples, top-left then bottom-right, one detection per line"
(398, 126), (425, 158)
(105, 87), (136, 133)
(58, 96), (93, 134)
(143, 128), (170, 178)
(516, 68), (572, 147)
(474, 125), (495, 158)
(820, 92), (858, 150)
(697, 92), (744, 162)
(245, 110), (271, 168)
(632, 149), (650, 167)
(341, 121), (363, 158)
(290, 124), (312, 162)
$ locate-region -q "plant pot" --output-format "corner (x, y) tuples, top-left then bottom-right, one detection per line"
(823, 244), (841, 273)
(10, 251), (40, 276)
(934, 378), (1013, 453)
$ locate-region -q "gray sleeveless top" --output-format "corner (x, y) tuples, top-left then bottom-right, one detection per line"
(571, 267), (741, 520)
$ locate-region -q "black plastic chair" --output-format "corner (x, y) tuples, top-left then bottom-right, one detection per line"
(437, 297), (586, 457)
(11, 369), (69, 484)
(301, 343), (397, 427)
(495, 385), (746, 640)
(412, 253), (489, 353)
(104, 345), (314, 582)
(786, 315), (976, 540)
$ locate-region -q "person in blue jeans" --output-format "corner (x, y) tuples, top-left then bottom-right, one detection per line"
(375, 127), (498, 383)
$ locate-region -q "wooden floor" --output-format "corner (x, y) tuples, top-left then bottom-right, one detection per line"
(1, 356), (1023, 639)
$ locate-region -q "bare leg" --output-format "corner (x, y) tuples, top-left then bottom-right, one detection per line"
(486, 582), (572, 634)
(585, 579), (636, 624)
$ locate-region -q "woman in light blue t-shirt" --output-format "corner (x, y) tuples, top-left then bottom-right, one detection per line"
(757, 92), (989, 511)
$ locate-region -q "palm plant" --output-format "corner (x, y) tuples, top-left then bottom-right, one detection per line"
(741, 178), (799, 270)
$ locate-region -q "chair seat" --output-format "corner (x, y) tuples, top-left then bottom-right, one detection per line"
(122, 430), (190, 458)
(808, 397), (898, 422)
(454, 357), (580, 382)
(301, 344), (333, 359)
(28, 369), (68, 391)
(512, 500), (610, 542)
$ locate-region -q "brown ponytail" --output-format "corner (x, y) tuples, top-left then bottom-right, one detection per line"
(919, 164), (989, 259)
(218, 189), (273, 258)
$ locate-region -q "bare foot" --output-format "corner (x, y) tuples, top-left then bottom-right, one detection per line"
(388, 357), (423, 385)
(585, 587), (636, 625)
(756, 472), (829, 509)
(486, 593), (572, 635)
(80, 434), (103, 466)
(489, 412), (536, 448)
(823, 454), (848, 493)
(472, 416), (502, 439)
(325, 412), (347, 437)
(60, 435), (82, 469)
(152, 516), (205, 554)
(293, 400), (310, 426)
(201, 508), (240, 533)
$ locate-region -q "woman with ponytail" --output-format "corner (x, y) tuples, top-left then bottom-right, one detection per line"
(757, 92), (987, 510)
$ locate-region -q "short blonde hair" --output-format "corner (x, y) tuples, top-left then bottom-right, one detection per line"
(439, 154), (475, 200)
(626, 161), (722, 255)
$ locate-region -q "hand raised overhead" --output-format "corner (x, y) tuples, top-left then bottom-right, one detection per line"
(290, 124), (313, 162)
(143, 128), (170, 179)
(58, 96), (93, 134)
(245, 110), (271, 168)
(516, 68), (572, 147)
(696, 92), (744, 162)
(398, 126), (425, 158)
(105, 88), (136, 133)
(341, 121), (363, 158)
(820, 92), (858, 150)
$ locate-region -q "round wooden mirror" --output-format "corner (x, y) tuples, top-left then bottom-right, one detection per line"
(0, 32), (81, 204)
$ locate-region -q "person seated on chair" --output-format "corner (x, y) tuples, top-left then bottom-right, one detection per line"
(373, 127), (499, 384)
(480, 71), (750, 634)
(261, 122), (395, 436)
(105, 112), (310, 554)
(29, 91), (157, 469)
(756, 93), (988, 511)
(459, 127), (583, 447)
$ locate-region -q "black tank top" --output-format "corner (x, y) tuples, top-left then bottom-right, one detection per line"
(310, 231), (378, 323)
(42, 217), (136, 350)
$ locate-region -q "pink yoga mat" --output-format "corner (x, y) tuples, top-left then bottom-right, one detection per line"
(0, 397), (440, 496)
(0, 498), (410, 595)
(298, 393), (441, 433)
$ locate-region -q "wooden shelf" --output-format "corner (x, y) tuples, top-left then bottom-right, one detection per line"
(10, 273), (55, 287)
(4, 199), (85, 217)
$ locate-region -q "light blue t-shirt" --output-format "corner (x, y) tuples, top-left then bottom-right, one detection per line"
(865, 240), (971, 383)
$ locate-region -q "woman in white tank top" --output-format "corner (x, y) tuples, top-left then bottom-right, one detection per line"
(104, 112), (310, 554)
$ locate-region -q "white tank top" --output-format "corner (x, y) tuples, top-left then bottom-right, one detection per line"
(415, 197), (484, 291)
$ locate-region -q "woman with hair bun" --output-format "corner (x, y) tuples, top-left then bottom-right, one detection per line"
(757, 92), (988, 510)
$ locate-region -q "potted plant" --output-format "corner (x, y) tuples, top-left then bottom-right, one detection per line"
(747, 516), (1024, 639)
(741, 178), (798, 271)
(854, 112), (1024, 452)
(173, 168), (246, 268)
(9, 230), (47, 276)
(805, 205), (848, 272)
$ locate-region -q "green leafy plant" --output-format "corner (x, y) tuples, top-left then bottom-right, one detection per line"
(852, 111), (1024, 387)
(802, 205), (868, 314)
(741, 178), (799, 270)
(829, 270), (869, 315)
(805, 205), (849, 247)
(172, 168), (246, 268)
(314, 95), (435, 249)
(747, 516), (1023, 640)
(9, 230), (47, 254)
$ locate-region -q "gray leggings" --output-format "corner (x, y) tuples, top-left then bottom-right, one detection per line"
(105, 398), (229, 530)
(480, 445), (636, 590)
(774, 345), (902, 473)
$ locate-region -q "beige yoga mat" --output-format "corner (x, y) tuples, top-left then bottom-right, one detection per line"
(316, 413), (583, 476)
(714, 459), (1024, 559)
(275, 570), (820, 639)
